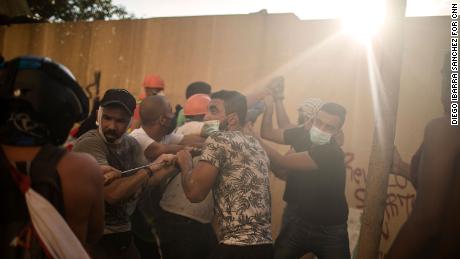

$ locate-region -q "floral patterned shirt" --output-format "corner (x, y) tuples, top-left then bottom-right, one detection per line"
(200, 131), (272, 245)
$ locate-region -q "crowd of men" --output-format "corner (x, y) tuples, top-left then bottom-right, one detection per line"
(1, 55), (459, 259)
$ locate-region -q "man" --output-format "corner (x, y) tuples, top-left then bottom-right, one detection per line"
(386, 57), (460, 259)
(259, 96), (350, 259)
(176, 81), (212, 127)
(129, 94), (205, 258)
(177, 90), (273, 258)
(0, 56), (104, 258)
(146, 93), (217, 259)
(132, 74), (165, 129)
(73, 89), (176, 259)
(131, 95), (204, 161)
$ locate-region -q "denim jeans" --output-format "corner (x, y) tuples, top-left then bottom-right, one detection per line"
(274, 206), (350, 259)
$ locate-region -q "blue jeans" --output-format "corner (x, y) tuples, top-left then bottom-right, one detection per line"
(274, 206), (350, 259)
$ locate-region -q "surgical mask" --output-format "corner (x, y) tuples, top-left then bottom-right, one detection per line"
(201, 120), (220, 136)
(310, 126), (332, 146)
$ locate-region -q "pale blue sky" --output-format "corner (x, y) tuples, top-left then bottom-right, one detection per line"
(112, 0), (450, 20)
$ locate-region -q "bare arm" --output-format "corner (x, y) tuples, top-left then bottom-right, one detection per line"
(104, 152), (178, 204)
(390, 146), (411, 180)
(246, 124), (318, 172)
(145, 166), (175, 186)
(260, 139), (318, 172)
(179, 134), (205, 145)
(144, 141), (184, 161)
(386, 118), (459, 258)
(271, 148), (295, 181)
(177, 150), (218, 203)
(103, 168), (149, 205)
(245, 87), (270, 108)
(274, 99), (296, 129)
(260, 96), (286, 144)
(59, 152), (104, 247)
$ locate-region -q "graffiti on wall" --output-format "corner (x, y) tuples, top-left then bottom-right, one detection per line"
(344, 152), (416, 258)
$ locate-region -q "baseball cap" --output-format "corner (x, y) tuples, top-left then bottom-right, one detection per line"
(100, 89), (136, 116)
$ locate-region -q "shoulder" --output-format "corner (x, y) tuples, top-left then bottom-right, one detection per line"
(130, 128), (154, 143)
(285, 126), (304, 136)
(122, 134), (143, 152)
(206, 131), (227, 142)
(57, 151), (103, 184)
(129, 128), (143, 137)
(74, 130), (103, 149)
(424, 116), (460, 151)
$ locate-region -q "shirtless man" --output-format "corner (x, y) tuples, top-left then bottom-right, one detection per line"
(0, 56), (104, 257)
(386, 59), (460, 259)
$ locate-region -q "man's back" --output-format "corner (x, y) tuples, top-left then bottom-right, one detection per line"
(387, 117), (460, 259)
(200, 131), (272, 245)
(1, 145), (104, 257)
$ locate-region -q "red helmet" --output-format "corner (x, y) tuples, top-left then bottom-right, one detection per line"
(184, 94), (211, 116)
(142, 74), (164, 89)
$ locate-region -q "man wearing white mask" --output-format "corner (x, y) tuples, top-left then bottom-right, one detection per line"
(258, 98), (350, 259)
(73, 89), (177, 259)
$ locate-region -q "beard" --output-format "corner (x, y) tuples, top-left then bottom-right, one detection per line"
(218, 119), (228, 131)
(102, 129), (120, 143)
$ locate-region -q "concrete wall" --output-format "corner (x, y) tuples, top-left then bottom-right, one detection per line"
(1, 13), (450, 258)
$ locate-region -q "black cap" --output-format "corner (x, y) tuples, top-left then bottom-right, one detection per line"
(100, 89), (136, 115)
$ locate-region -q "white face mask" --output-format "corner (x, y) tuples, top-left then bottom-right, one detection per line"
(310, 126), (332, 146)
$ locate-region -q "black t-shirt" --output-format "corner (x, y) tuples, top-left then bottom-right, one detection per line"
(283, 126), (348, 225)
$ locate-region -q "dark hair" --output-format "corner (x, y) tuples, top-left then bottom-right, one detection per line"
(185, 81), (211, 99)
(211, 90), (247, 125)
(320, 102), (346, 128)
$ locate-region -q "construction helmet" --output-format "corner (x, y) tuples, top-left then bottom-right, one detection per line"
(142, 74), (164, 89)
(0, 56), (89, 146)
(184, 94), (211, 116)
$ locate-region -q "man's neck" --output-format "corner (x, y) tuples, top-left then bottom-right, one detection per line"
(1, 145), (42, 162)
(227, 124), (242, 132)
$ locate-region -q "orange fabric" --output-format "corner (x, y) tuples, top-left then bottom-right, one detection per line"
(142, 74), (164, 89)
(184, 94), (211, 116)
(133, 104), (141, 121)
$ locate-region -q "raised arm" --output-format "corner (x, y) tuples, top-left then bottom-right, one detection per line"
(274, 98), (296, 129)
(261, 96), (286, 144)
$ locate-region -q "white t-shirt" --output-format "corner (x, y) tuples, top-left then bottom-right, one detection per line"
(130, 124), (214, 223)
(130, 127), (184, 150)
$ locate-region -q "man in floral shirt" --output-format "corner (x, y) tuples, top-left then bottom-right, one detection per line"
(177, 90), (273, 258)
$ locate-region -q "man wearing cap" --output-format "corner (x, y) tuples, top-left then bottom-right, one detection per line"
(131, 74), (165, 130)
(73, 89), (177, 259)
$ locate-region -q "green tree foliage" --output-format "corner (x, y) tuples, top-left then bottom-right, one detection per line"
(27, 0), (133, 22)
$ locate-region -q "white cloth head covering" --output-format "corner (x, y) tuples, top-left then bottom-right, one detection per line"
(297, 98), (325, 120)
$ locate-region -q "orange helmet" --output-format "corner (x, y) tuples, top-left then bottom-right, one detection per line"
(142, 74), (164, 89)
(184, 94), (211, 116)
